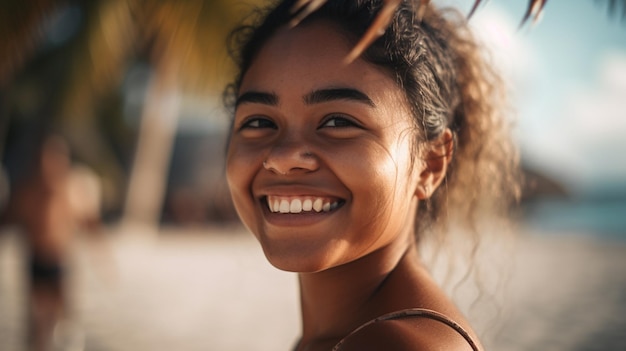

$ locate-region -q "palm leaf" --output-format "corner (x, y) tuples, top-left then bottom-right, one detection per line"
(0, 0), (59, 88)
(595, 0), (626, 21)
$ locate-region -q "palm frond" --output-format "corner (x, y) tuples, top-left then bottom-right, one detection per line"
(469, 0), (548, 27)
(0, 0), (60, 88)
(518, 0), (548, 27)
(595, 0), (626, 21)
(468, 0), (484, 19)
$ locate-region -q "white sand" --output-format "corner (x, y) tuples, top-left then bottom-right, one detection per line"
(1, 225), (624, 351)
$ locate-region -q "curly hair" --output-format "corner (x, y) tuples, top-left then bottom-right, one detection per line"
(224, 0), (520, 240)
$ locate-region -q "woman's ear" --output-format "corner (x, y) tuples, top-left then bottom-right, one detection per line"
(416, 129), (454, 199)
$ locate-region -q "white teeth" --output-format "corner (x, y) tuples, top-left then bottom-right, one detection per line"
(313, 198), (323, 212)
(267, 196), (340, 214)
(290, 199), (302, 213)
(303, 199), (313, 211)
(279, 200), (290, 213)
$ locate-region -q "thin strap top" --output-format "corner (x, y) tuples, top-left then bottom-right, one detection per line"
(332, 308), (481, 351)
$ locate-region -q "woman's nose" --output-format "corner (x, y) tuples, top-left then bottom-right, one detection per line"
(263, 139), (319, 175)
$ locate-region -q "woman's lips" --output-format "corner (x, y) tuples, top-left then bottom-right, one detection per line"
(265, 195), (344, 214)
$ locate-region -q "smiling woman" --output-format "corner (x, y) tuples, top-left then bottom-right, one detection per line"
(224, 1), (519, 350)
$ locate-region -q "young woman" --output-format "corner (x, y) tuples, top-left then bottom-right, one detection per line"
(224, 1), (519, 350)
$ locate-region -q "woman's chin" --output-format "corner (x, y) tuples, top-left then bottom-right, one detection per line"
(262, 248), (340, 274)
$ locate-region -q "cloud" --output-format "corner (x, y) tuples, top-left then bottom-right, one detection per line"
(521, 51), (626, 188)
(560, 52), (626, 182)
(468, 4), (537, 90)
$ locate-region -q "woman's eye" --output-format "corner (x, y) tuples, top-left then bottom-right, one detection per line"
(320, 115), (359, 128)
(240, 117), (276, 130)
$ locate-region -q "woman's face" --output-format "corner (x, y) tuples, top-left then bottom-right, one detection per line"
(226, 21), (424, 273)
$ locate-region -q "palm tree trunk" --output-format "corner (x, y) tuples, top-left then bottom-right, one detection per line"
(123, 58), (180, 232)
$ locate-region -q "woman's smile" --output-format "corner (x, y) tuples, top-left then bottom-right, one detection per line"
(255, 182), (348, 227)
(264, 196), (343, 214)
(260, 195), (346, 229)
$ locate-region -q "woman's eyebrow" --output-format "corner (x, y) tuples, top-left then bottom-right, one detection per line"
(235, 91), (279, 107)
(304, 88), (375, 107)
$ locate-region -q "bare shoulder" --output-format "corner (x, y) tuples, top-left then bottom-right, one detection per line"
(336, 316), (477, 351)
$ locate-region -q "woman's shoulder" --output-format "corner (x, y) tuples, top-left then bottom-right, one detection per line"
(334, 309), (480, 351)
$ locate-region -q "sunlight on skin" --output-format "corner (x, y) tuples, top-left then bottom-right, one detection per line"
(291, 0), (548, 63)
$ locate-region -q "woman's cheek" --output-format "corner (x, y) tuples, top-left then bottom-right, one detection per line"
(226, 151), (252, 206)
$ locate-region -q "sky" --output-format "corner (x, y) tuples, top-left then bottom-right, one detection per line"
(444, 0), (626, 195)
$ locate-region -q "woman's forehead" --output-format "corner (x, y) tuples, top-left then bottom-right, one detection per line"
(245, 23), (352, 81)
(240, 22), (402, 105)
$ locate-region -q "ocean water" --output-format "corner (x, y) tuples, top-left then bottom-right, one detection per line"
(523, 198), (626, 241)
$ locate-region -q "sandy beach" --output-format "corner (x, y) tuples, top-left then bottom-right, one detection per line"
(1, 224), (625, 351)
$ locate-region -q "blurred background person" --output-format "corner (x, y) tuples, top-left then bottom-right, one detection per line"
(1, 133), (102, 351)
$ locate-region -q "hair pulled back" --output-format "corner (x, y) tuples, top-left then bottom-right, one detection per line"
(225, 0), (520, 237)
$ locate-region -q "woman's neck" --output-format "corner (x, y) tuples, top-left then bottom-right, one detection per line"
(297, 233), (419, 345)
